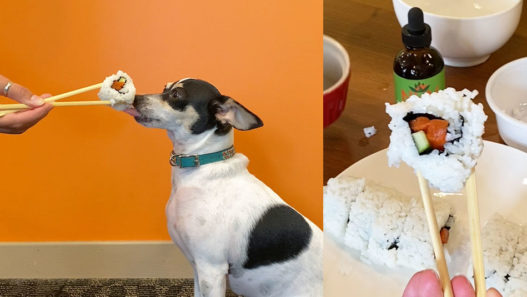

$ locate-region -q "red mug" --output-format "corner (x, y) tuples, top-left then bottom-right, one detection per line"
(323, 35), (350, 127)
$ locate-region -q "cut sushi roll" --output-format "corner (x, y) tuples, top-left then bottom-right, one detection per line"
(362, 193), (410, 268)
(98, 70), (136, 111)
(326, 176), (456, 271)
(469, 214), (523, 293)
(343, 181), (409, 252)
(323, 176), (366, 239)
(385, 88), (487, 192)
(396, 198), (454, 270)
(344, 182), (389, 251)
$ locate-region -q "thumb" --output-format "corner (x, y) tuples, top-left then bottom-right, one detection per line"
(486, 288), (503, 297)
(403, 270), (443, 297)
(451, 275), (475, 297)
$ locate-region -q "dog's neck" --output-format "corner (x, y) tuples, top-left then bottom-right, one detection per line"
(168, 129), (246, 188)
(167, 129), (234, 156)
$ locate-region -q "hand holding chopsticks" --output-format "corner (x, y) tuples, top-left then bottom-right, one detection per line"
(0, 82), (105, 116)
(0, 76), (54, 134)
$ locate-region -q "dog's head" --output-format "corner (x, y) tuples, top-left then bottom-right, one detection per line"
(129, 79), (263, 136)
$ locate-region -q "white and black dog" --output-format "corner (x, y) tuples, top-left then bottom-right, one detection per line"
(127, 78), (322, 297)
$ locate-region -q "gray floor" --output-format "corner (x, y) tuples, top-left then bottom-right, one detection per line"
(0, 279), (239, 297)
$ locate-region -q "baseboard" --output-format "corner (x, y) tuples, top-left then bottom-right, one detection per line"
(0, 241), (193, 279)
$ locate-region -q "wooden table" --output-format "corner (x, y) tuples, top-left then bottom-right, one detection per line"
(324, 0), (527, 183)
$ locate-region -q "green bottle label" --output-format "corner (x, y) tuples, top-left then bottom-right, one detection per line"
(394, 68), (445, 102)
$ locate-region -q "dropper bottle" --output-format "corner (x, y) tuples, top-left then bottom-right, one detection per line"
(394, 7), (445, 102)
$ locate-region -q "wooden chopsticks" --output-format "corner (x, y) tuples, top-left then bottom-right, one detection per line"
(0, 82), (104, 117)
(466, 171), (486, 297)
(417, 170), (486, 297)
(416, 171), (454, 297)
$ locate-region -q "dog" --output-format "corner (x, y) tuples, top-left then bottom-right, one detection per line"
(126, 78), (322, 297)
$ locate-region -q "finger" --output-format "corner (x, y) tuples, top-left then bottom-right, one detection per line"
(8, 103), (53, 124)
(0, 103), (53, 134)
(0, 93), (52, 122)
(451, 275), (475, 297)
(3, 82), (43, 107)
(486, 288), (502, 297)
(402, 270), (443, 297)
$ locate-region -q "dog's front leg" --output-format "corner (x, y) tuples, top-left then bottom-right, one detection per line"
(194, 260), (228, 297)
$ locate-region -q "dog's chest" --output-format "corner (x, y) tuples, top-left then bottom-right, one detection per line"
(166, 185), (236, 241)
(165, 172), (276, 260)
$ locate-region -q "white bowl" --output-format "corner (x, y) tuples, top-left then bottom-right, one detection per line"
(486, 57), (527, 152)
(393, 0), (522, 67)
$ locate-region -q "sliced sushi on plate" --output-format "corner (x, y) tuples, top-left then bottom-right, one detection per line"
(324, 88), (527, 297)
(324, 141), (527, 297)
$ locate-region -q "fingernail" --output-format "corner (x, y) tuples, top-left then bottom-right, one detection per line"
(30, 95), (44, 106)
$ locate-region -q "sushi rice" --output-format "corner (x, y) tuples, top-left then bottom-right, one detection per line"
(98, 70), (136, 111)
(469, 215), (527, 295)
(323, 176), (366, 240)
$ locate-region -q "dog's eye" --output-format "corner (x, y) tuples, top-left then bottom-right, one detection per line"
(172, 87), (186, 99)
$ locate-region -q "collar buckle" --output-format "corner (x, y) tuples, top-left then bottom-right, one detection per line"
(169, 152), (178, 166)
(181, 154), (200, 167)
(169, 152), (200, 168)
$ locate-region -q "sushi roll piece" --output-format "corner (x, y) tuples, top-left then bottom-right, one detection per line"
(98, 70), (136, 111)
(362, 193), (410, 268)
(385, 88), (487, 192)
(337, 177), (455, 270)
(470, 214), (522, 293)
(323, 176), (366, 239)
(344, 181), (398, 251)
(396, 198), (454, 270)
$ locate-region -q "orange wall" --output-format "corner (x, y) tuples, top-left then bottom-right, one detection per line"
(0, 1), (322, 241)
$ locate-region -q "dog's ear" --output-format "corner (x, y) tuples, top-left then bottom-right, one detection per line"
(213, 96), (263, 130)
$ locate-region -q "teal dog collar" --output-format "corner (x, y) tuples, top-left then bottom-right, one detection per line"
(170, 146), (236, 168)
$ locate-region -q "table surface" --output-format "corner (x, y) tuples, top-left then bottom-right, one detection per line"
(323, 0), (527, 183)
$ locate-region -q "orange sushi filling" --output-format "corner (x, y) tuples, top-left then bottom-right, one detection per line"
(409, 116), (448, 151)
(111, 77), (127, 91)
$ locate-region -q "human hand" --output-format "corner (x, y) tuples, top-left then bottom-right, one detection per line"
(402, 270), (502, 297)
(0, 77), (53, 134)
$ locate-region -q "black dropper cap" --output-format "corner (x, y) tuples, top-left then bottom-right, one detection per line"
(402, 7), (431, 48)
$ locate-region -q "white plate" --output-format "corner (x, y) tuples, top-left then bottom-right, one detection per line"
(324, 141), (527, 297)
